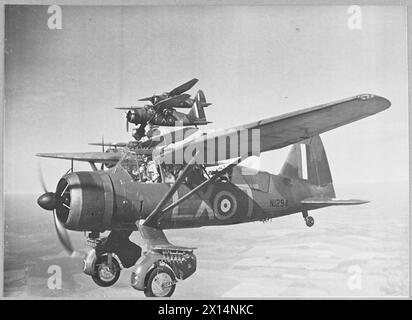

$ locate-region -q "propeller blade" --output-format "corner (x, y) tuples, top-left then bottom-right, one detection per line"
(115, 107), (142, 110)
(37, 162), (48, 193)
(100, 136), (105, 170)
(53, 211), (74, 254)
(169, 78), (198, 97)
(126, 118), (129, 132)
(138, 97), (154, 102)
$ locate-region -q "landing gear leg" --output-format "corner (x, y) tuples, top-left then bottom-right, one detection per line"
(132, 124), (146, 141)
(84, 230), (142, 288)
(302, 210), (314, 227)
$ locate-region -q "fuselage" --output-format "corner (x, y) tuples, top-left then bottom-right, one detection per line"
(58, 165), (333, 232)
(127, 106), (205, 127)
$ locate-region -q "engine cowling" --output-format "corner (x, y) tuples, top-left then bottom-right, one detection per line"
(104, 148), (118, 168)
(127, 108), (153, 125)
(56, 172), (114, 232)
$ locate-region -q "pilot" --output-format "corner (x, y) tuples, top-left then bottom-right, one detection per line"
(146, 161), (159, 183)
(186, 165), (205, 187)
(131, 166), (141, 181)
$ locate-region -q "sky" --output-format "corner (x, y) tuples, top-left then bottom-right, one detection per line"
(4, 5), (408, 194)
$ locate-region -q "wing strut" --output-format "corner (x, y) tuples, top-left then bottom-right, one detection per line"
(143, 157), (240, 228)
(143, 153), (198, 227)
(160, 160), (239, 215)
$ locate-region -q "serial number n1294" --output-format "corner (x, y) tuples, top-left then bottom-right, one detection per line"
(270, 199), (288, 207)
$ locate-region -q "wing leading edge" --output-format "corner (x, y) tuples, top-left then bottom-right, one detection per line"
(35, 152), (122, 163)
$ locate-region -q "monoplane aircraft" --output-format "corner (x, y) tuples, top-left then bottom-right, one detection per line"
(36, 93), (390, 297)
(116, 79), (211, 140)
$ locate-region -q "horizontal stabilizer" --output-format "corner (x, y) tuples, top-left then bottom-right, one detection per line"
(301, 197), (369, 205)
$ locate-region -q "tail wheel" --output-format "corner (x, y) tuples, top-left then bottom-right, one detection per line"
(305, 216), (315, 227)
(92, 254), (121, 287)
(144, 265), (176, 297)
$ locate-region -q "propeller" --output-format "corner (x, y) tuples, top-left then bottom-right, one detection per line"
(138, 96), (157, 104)
(125, 111), (130, 132)
(100, 136), (105, 170)
(37, 163), (75, 255)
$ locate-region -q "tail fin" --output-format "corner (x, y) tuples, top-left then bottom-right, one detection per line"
(188, 90), (210, 122)
(279, 144), (303, 180)
(280, 135), (335, 196)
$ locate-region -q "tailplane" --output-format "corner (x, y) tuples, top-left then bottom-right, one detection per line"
(300, 198), (369, 205)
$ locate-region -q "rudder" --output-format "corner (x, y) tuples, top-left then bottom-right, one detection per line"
(188, 90), (209, 121)
(280, 135), (335, 196)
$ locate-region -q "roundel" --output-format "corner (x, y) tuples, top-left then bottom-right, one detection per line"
(166, 116), (175, 125)
(213, 191), (237, 220)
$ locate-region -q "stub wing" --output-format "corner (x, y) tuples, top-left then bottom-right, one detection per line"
(138, 224), (196, 251)
(301, 198), (369, 205)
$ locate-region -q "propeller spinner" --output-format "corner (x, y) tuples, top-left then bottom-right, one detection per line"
(37, 167), (74, 255)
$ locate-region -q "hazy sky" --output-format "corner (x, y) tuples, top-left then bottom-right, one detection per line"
(4, 5), (408, 194)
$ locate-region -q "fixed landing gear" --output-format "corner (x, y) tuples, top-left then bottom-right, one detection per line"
(92, 253), (121, 287)
(132, 124), (146, 141)
(144, 265), (176, 297)
(83, 231), (142, 288)
(302, 211), (315, 227)
(131, 248), (197, 298)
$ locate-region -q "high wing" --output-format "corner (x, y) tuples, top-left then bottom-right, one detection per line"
(157, 94), (391, 164)
(138, 78), (199, 104)
(240, 94), (391, 153)
(88, 127), (199, 150)
(168, 78), (199, 97)
(36, 152), (123, 163)
(88, 142), (128, 147)
(39, 127), (201, 163)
